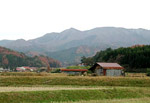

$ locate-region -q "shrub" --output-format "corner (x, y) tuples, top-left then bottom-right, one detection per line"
(147, 68), (150, 76)
(66, 66), (90, 69)
(51, 69), (61, 73)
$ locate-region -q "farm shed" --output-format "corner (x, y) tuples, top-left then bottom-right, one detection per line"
(89, 62), (124, 76)
(60, 69), (88, 75)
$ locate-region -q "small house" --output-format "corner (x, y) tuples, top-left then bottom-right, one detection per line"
(16, 66), (37, 72)
(60, 69), (88, 75)
(16, 67), (26, 72)
(23, 67), (37, 72)
(89, 62), (124, 76)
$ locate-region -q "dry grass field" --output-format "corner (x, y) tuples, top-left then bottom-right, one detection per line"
(0, 75), (150, 87)
(125, 73), (147, 77)
(0, 72), (150, 103)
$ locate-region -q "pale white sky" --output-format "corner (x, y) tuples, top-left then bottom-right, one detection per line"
(0, 0), (150, 40)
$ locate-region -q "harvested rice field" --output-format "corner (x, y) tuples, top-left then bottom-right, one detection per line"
(0, 72), (150, 103)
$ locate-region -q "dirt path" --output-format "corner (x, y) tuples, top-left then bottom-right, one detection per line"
(0, 87), (112, 92)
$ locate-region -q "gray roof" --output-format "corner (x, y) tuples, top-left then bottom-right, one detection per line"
(97, 62), (122, 67)
(96, 62), (124, 69)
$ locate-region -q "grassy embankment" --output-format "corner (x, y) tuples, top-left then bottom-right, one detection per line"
(0, 87), (150, 103)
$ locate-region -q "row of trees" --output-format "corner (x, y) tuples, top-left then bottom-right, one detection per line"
(81, 45), (150, 72)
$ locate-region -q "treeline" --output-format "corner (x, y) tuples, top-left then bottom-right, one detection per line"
(81, 45), (150, 72)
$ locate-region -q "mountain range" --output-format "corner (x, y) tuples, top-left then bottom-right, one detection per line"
(1, 27), (150, 65)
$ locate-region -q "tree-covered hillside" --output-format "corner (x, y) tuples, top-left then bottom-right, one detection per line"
(46, 46), (98, 66)
(81, 45), (150, 72)
(0, 46), (61, 69)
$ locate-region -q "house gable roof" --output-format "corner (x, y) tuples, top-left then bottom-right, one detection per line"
(89, 62), (124, 70)
(97, 62), (123, 69)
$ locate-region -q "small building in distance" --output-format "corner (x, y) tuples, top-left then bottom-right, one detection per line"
(60, 69), (88, 75)
(16, 67), (26, 72)
(16, 67), (37, 72)
(89, 62), (124, 76)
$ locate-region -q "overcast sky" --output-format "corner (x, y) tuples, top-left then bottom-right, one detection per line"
(0, 0), (150, 40)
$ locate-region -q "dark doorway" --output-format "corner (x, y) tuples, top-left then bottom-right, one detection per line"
(103, 69), (106, 76)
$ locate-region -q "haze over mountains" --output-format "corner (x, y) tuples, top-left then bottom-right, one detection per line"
(1, 27), (150, 65)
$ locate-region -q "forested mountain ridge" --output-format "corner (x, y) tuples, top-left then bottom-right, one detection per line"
(81, 45), (150, 72)
(0, 46), (61, 69)
(46, 45), (98, 66)
(0, 27), (150, 65)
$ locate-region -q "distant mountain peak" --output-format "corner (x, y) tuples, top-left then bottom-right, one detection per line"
(13, 39), (27, 43)
(61, 28), (80, 33)
(68, 27), (78, 30)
